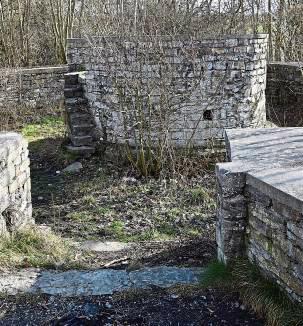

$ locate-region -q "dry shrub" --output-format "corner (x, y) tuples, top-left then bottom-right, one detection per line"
(0, 105), (64, 133)
(0, 226), (77, 269)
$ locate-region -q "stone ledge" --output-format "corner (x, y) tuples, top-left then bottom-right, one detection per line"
(224, 127), (303, 213)
(0, 65), (68, 76)
(0, 132), (27, 157)
(268, 62), (303, 68)
(225, 127), (303, 169)
(247, 167), (303, 213)
(67, 34), (268, 47)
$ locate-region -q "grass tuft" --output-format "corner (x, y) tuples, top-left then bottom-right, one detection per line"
(201, 259), (303, 326)
(0, 227), (78, 269)
(201, 261), (232, 288)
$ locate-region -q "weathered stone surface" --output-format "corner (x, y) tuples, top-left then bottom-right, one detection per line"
(0, 66), (68, 111)
(62, 162), (83, 173)
(0, 133), (33, 236)
(217, 127), (303, 302)
(0, 266), (202, 296)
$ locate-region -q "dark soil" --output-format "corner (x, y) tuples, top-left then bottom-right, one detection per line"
(79, 238), (216, 270)
(0, 287), (264, 326)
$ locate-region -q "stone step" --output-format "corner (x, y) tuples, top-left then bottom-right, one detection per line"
(71, 135), (93, 146)
(66, 145), (95, 156)
(70, 113), (94, 125)
(65, 98), (88, 107)
(66, 105), (90, 114)
(64, 73), (79, 86)
(64, 86), (84, 99)
(71, 124), (94, 136)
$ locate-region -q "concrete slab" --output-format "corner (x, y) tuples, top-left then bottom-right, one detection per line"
(225, 128), (303, 169)
(224, 127), (303, 212)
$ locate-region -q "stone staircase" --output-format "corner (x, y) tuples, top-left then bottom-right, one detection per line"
(64, 72), (95, 156)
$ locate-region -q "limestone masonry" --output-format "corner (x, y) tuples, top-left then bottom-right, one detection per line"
(0, 133), (32, 235)
(266, 62), (303, 126)
(66, 34), (268, 149)
(216, 128), (303, 302)
(0, 66), (68, 110)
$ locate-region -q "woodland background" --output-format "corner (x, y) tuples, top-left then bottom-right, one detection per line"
(0, 0), (302, 68)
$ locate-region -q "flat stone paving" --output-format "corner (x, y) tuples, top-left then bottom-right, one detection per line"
(79, 240), (132, 252)
(225, 127), (303, 211)
(0, 266), (202, 296)
(226, 127), (303, 168)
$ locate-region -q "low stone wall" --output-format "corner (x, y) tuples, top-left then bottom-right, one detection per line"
(0, 66), (68, 110)
(0, 133), (33, 235)
(217, 128), (303, 302)
(67, 35), (268, 147)
(266, 62), (303, 126)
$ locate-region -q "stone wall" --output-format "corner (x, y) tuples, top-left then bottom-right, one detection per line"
(67, 35), (268, 147)
(266, 62), (303, 126)
(0, 133), (33, 235)
(216, 128), (303, 302)
(0, 66), (68, 110)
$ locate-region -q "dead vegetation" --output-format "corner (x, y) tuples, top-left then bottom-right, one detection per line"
(0, 226), (78, 269)
(201, 260), (303, 326)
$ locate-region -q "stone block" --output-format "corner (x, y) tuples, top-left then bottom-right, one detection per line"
(0, 133), (32, 236)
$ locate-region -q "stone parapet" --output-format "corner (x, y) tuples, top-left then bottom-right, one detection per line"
(0, 133), (33, 235)
(0, 65), (68, 110)
(216, 127), (303, 302)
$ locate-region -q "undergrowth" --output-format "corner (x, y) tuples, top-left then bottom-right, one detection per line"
(201, 260), (303, 326)
(0, 105), (63, 133)
(0, 227), (79, 269)
(22, 116), (65, 142)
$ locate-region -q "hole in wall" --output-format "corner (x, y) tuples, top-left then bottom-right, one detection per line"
(203, 110), (213, 121)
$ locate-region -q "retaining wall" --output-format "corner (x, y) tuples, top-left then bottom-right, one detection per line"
(0, 66), (68, 110)
(266, 62), (303, 126)
(0, 133), (33, 235)
(67, 35), (268, 147)
(216, 128), (303, 302)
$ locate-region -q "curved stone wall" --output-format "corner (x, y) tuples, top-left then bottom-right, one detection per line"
(67, 34), (268, 147)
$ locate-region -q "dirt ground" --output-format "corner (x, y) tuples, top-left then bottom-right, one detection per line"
(0, 116), (265, 325)
(0, 287), (264, 326)
(27, 123), (220, 269)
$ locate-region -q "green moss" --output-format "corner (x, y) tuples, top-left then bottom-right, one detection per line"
(201, 261), (232, 288)
(22, 116), (65, 142)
